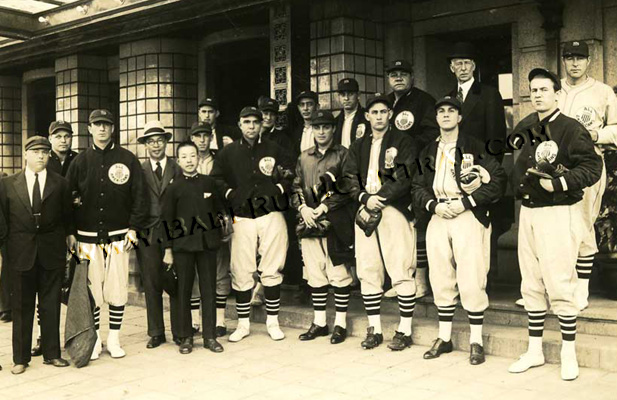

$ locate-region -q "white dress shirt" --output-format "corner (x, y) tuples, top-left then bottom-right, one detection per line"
(341, 109), (357, 149)
(458, 77), (475, 102)
(366, 137), (383, 194)
(25, 167), (47, 206)
(300, 124), (314, 152)
(149, 156), (167, 176)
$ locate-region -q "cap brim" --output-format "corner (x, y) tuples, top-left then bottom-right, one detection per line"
(190, 129), (213, 136)
(138, 132), (172, 143)
(26, 145), (51, 151)
(90, 117), (114, 124)
(240, 113), (263, 120)
(50, 128), (73, 135)
(435, 101), (461, 111)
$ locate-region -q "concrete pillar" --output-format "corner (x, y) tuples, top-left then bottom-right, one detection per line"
(118, 38), (198, 159)
(0, 76), (22, 174)
(55, 55), (111, 152)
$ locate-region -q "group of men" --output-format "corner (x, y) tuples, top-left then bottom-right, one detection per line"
(0, 40), (614, 383)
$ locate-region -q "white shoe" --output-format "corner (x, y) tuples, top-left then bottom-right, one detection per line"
(515, 298), (525, 307)
(574, 283), (589, 311)
(561, 352), (579, 381)
(266, 322), (285, 341)
(229, 325), (250, 342)
(384, 288), (397, 298)
(508, 352), (545, 373)
(106, 330), (126, 358)
(90, 334), (102, 360)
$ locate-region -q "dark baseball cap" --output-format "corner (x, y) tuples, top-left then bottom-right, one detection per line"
(190, 121), (213, 136)
(239, 106), (263, 120)
(528, 68), (561, 91)
(435, 96), (462, 111)
(310, 110), (335, 125)
(198, 97), (218, 109)
(365, 93), (392, 110)
(563, 40), (589, 58)
(448, 42), (476, 61)
(258, 97), (279, 113)
(337, 78), (359, 93)
(25, 136), (51, 151)
(49, 120), (73, 136)
(296, 91), (318, 103)
(89, 109), (114, 124)
(385, 59), (412, 74)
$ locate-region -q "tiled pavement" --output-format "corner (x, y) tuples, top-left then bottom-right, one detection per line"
(0, 305), (615, 400)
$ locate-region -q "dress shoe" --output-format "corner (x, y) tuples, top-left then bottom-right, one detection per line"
(330, 325), (347, 344)
(423, 338), (453, 359)
(0, 311), (12, 323)
(469, 343), (485, 365)
(508, 352), (545, 373)
(172, 335), (181, 345)
(147, 335), (166, 349)
(299, 323), (329, 341)
(204, 339), (224, 353)
(179, 337), (193, 354)
(229, 325), (250, 342)
(31, 337), (42, 357)
(266, 322), (285, 341)
(11, 364), (27, 375)
(361, 327), (383, 350)
(192, 325), (200, 336)
(43, 358), (70, 367)
(216, 326), (227, 338)
(387, 331), (412, 351)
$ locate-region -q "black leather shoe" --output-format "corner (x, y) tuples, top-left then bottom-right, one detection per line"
(216, 326), (227, 338)
(31, 338), (42, 357)
(423, 338), (453, 359)
(0, 311), (12, 322)
(387, 331), (412, 351)
(361, 327), (383, 350)
(179, 337), (193, 354)
(172, 335), (181, 346)
(147, 335), (166, 349)
(192, 326), (200, 336)
(43, 358), (70, 367)
(204, 339), (224, 353)
(469, 343), (485, 365)
(330, 325), (347, 344)
(299, 323), (329, 341)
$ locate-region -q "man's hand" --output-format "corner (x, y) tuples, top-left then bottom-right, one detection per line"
(300, 206), (318, 228)
(435, 203), (457, 219)
(66, 235), (77, 254)
(366, 195), (387, 212)
(124, 229), (138, 251)
(222, 136), (234, 146)
(313, 204), (328, 218)
(447, 200), (466, 216)
(539, 178), (555, 192)
(163, 248), (173, 266)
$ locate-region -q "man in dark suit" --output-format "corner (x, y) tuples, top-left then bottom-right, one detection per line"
(136, 121), (180, 349)
(0, 136), (73, 374)
(198, 97), (240, 152)
(334, 78), (368, 148)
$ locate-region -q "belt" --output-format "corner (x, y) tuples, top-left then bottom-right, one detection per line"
(77, 228), (129, 237)
(437, 197), (461, 203)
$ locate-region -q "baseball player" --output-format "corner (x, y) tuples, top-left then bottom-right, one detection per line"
(259, 97), (292, 150)
(66, 109), (148, 360)
(197, 97), (240, 151)
(334, 78), (368, 148)
(342, 93), (418, 351)
(557, 40), (617, 310)
(412, 96), (506, 365)
(211, 106), (294, 342)
(292, 110), (354, 344)
(291, 91), (319, 155)
(191, 121), (231, 338)
(508, 69), (602, 381)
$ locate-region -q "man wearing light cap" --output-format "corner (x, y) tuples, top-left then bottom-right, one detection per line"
(0, 136), (74, 374)
(557, 40), (617, 310)
(292, 91), (319, 155)
(66, 109), (148, 360)
(334, 78), (368, 149)
(343, 93), (418, 351)
(197, 97), (240, 153)
(211, 106), (294, 342)
(508, 68), (602, 381)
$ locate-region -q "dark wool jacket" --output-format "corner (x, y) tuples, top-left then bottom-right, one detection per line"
(47, 149), (78, 177)
(334, 105), (368, 147)
(511, 110), (602, 208)
(411, 134), (507, 230)
(387, 87), (440, 151)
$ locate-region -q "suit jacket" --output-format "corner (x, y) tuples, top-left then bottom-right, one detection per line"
(141, 158), (181, 229)
(448, 80), (507, 161)
(0, 170), (74, 271)
(334, 105), (368, 147)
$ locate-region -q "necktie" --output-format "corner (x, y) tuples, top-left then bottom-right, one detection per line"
(33, 173), (42, 227)
(457, 87), (464, 103)
(155, 162), (163, 181)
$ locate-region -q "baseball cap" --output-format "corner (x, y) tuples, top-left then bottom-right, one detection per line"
(296, 91), (318, 103)
(190, 121), (213, 136)
(310, 110), (335, 126)
(385, 59), (413, 74)
(365, 93), (392, 111)
(528, 68), (561, 91)
(337, 78), (359, 92)
(258, 97), (279, 113)
(89, 109), (114, 124)
(239, 106), (263, 120)
(48, 120), (73, 136)
(198, 97), (218, 109)
(435, 96), (462, 111)
(563, 40), (589, 58)
(25, 136), (51, 151)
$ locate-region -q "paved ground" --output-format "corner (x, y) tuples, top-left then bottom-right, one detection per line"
(0, 305), (615, 400)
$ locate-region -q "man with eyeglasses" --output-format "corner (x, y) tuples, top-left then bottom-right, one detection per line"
(135, 120), (180, 349)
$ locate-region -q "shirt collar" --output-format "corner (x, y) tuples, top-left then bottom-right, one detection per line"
(92, 141), (115, 152)
(150, 156), (167, 171)
(25, 166), (47, 180)
(458, 77), (474, 93)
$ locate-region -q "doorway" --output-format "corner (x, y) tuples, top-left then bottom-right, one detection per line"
(27, 77), (56, 137)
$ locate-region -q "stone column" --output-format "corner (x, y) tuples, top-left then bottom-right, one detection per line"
(0, 76), (22, 174)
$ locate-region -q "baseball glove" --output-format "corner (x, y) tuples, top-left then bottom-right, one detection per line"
(295, 214), (331, 239)
(355, 205), (382, 237)
(460, 165), (491, 194)
(527, 160), (569, 179)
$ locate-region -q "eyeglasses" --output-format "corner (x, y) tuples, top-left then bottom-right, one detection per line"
(451, 60), (474, 69)
(388, 71), (410, 78)
(145, 138), (166, 145)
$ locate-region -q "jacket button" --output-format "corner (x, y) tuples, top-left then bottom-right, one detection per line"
(100, 193), (104, 197)
(101, 165), (105, 169)
(99, 221), (103, 225)
(525, 172), (529, 176)
(519, 184), (523, 187)
(99, 208), (104, 212)
(100, 178), (104, 182)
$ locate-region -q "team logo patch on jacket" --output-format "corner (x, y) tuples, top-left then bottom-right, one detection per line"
(356, 124), (366, 138)
(575, 106), (597, 129)
(108, 163), (131, 185)
(385, 147), (398, 168)
(395, 111), (415, 131)
(535, 140), (558, 163)
(259, 157), (276, 176)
